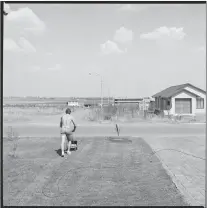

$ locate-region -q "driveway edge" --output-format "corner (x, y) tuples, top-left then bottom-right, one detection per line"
(155, 153), (202, 206)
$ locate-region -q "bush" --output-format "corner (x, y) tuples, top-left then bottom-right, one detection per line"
(102, 105), (117, 120)
(104, 115), (111, 120)
(154, 109), (161, 115)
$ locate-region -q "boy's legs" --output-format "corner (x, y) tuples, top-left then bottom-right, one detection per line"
(61, 133), (66, 156)
(66, 133), (74, 155)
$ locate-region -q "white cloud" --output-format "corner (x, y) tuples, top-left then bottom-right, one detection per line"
(117, 4), (137, 12)
(48, 64), (61, 71)
(117, 4), (182, 12)
(4, 3), (11, 13)
(18, 37), (36, 53)
(4, 38), (20, 52)
(4, 37), (36, 53)
(4, 4), (45, 55)
(140, 26), (186, 41)
(100, 40), (125, 55)
(5, 6), (45, 35)
(114, 27), (134, 43)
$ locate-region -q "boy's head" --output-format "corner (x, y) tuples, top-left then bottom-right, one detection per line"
(65, 108), (71, 114)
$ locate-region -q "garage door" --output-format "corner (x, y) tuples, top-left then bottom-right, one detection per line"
(175, 98), (192, 114)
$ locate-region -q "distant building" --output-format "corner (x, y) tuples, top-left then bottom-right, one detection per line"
(114, 98), (142, 104)
(83, 97), (114, 107)
(139, 97), (154, 111)
(152, 83), (206, 115)
(67, 100), (80, 107)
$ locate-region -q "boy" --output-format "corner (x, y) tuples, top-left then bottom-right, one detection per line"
(60, 108), (77, 157)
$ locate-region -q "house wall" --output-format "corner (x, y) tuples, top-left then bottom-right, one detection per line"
(184, 86), (206, 114)
(155, 97), (162, 110)
(170, 92), (196, 115)
(154, 97), (168, 111)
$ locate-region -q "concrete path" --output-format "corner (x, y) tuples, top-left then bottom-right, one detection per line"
(143, 135), (205, 206)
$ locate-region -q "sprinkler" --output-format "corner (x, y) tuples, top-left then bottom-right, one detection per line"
(115, 123), (120, 136)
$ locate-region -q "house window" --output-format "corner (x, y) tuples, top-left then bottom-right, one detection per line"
(196, 97), (204, 109)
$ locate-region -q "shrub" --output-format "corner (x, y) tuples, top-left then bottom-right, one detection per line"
(104, 115), (111, 120)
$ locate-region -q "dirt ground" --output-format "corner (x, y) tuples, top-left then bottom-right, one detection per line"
(3, 136), (188, 206)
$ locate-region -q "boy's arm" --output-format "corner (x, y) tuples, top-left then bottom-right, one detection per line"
(71, 117), (77, 132)
(60, 117), (63, 128)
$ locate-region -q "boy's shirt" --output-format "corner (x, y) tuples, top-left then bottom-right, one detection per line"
(60, 114), (75, 132)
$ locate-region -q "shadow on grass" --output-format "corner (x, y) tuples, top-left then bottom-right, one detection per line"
(55, 149), (62, 157)
(55, 147), (77, 157)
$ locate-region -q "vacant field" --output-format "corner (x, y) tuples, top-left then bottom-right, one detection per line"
(3, 136), (188, 206)
(3, 107), (93, 129)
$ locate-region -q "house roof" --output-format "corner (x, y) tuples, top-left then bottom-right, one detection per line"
(152, 83), (206, 98)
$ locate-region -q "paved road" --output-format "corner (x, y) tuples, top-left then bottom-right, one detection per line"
(3, 122), (205, 137)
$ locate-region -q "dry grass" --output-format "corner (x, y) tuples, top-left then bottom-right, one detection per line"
(3, 136), (188, 206)
(86, 104), (142, 123)
(3, 106), (66, 123)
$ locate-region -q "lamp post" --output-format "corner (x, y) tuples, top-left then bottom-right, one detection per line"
(108, 88), (111, 105)
(89, 72), (103, 111)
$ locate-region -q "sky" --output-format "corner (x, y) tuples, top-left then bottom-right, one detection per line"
(3, 2), (206, 98)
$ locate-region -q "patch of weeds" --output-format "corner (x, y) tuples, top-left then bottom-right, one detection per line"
(7, 126), (20, 159)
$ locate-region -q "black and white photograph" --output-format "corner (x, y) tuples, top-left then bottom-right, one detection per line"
(2, 1), (206, 206)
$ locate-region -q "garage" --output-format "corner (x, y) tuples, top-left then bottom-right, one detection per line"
(175, 98), (192, 114)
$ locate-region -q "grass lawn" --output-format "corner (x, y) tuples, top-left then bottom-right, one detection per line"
(3, 136), (188, 206)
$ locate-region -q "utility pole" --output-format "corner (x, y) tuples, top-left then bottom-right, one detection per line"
(89, 72), (103, 116)
(101, 77), (103, 109)
(108, 88), (110, 104)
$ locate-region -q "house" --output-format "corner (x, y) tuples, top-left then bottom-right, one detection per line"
(152, 83), (206, 115)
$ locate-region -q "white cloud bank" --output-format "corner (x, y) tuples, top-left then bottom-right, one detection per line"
(100, 26), (133, 55)
(4, 37), (36, 53)
(4, 38), (20, 52)
(4, 3), (45, 54)
(114, 27), (134, 43)
(140, 26), (186, 41)
(117, 4), (182, 12)
(5, 4), (45, 34)
(117, 4), (137, 12)
(100, 40), (125, 55)
(18, 37), (36, 53)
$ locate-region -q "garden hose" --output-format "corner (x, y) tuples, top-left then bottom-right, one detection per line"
(149, 148), (205, 162)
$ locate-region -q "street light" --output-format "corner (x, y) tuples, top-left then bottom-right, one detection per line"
(89, 72), (103, 110)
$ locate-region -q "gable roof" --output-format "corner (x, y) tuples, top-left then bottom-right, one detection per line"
(170, 89), (200, 98)
(152, 83), (206, 98)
